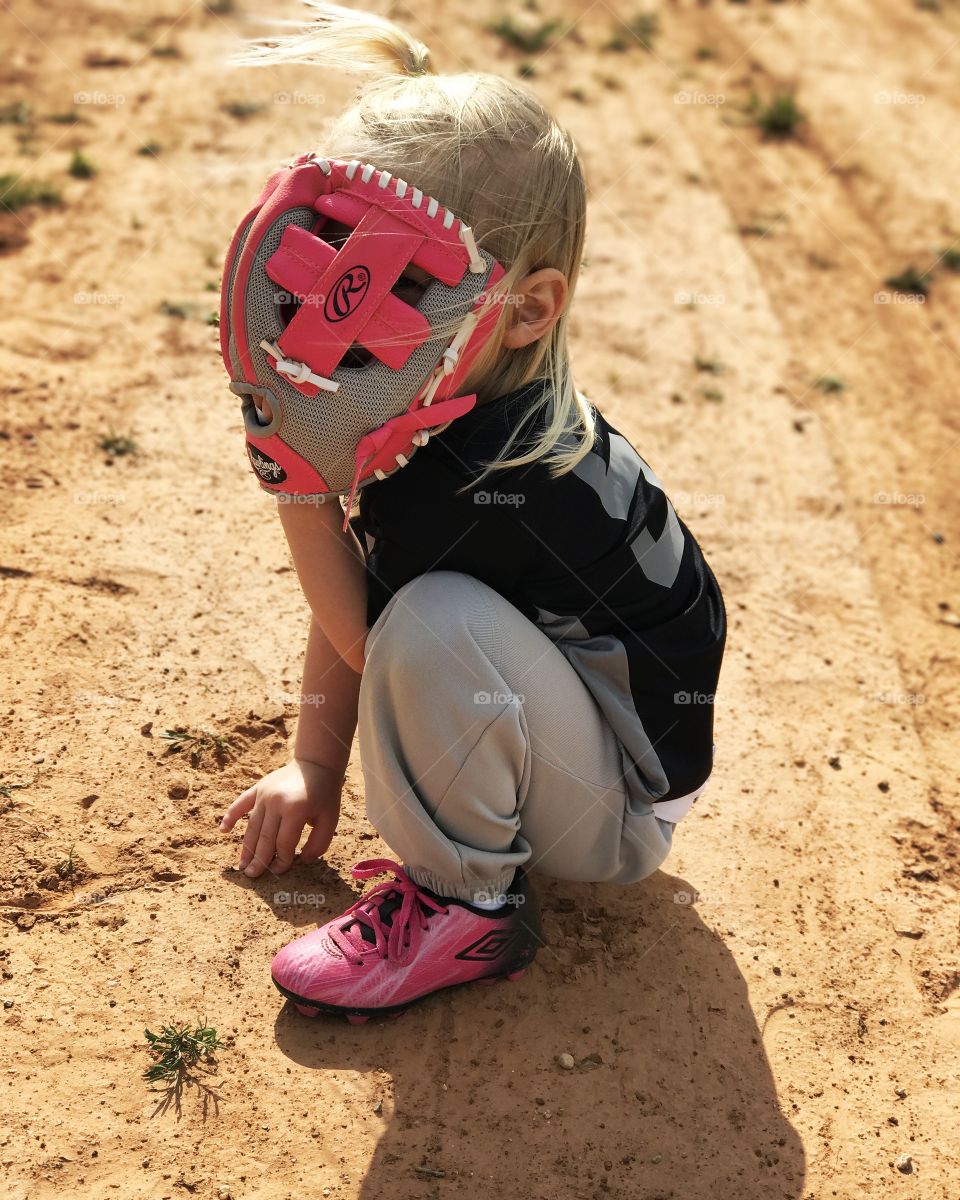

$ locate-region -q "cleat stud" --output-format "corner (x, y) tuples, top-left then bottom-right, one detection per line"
(294, 1003), (320, 1017)
(388, 1009), (407, 1020)
(505, 969), (527, 982)
(346, 1013), (370, 1025)
(474, 976), (499, 986)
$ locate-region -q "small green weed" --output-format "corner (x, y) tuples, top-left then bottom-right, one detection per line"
(488, 15), (566, 53)
(68, 151), (98, 180)
(144, 1019), (222, 1084)
(160, 727), (236, 767)
(100, 428), (138, 457)
(0, 174), (62, 213)
(751, 92), (805, 139)
(884, 266), (930, 297)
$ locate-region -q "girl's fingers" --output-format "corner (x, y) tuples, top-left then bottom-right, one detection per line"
(268, 816), (303, 876)
(244, 809), (281, 879)
(238, 803), (265, 871)
(220, 786), (256, 832)
(298, 818), (334, 865)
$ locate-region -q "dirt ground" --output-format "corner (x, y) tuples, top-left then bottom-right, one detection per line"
(1, 1), (958, 1197)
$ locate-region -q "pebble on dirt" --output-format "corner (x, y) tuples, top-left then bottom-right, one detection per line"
(557, 1052), (575, 1070)
(895, 1153), (913, 1174)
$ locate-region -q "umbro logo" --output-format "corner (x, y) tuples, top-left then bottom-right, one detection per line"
(454, 930), (519, 962)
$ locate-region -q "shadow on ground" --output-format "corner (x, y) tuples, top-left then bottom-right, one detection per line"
(272, 868), (804, 1200)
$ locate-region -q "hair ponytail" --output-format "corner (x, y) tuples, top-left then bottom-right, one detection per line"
(235, 1), (432, 78)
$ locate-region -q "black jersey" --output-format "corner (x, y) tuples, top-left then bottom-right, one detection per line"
(354, 379), (726, 805)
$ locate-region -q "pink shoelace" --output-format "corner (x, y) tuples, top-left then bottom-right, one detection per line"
(329, 859), (449, 966)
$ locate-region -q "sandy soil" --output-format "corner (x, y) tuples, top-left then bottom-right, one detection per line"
(1, 1), (958, 1197)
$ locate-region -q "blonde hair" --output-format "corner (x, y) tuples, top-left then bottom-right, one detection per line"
(238, 2), (595, 481)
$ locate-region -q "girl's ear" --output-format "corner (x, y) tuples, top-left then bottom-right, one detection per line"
(501, 268), (569, 349)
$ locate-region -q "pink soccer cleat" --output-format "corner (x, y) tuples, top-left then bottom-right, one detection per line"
(271, 859), (543, 1022)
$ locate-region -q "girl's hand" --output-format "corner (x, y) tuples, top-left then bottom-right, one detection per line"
(219, 759), (342, 878)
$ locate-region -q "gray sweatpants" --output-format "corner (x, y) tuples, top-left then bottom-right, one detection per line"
(357, 571), (675, 903)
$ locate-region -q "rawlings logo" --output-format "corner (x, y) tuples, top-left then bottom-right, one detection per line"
(324, 266), (370, 323)
(247, 444), (286, 485)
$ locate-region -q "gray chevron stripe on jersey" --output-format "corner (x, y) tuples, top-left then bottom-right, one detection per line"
(573, 433), (684, 589)
(572, 433), (634, 520)
(631, 510), (685, 588)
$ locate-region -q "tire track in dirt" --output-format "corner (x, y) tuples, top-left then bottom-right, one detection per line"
(682, 0), (958, 919)
(665, 4), (958, 1193)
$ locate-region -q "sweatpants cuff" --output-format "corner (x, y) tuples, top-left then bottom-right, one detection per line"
(405, 864), (517, 906)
